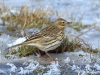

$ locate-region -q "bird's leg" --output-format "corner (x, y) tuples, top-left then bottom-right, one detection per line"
(36, 48), (44, 58)
(45, 52), (55, 61)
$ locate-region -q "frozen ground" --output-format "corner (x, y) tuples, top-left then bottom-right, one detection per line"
(0, 0), (100, 75)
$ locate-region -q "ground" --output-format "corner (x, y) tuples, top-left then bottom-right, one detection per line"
(0, 0), (100, 75)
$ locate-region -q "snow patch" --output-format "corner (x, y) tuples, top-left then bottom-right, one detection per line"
(6, 63), (17, 73)
(44, 61), (61, 75)
(0, 69), (5, 74)
(63, 57), (70, 64)
(8, 37), (26, 47)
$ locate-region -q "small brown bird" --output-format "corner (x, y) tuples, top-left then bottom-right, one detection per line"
(8, 18), (72, 60)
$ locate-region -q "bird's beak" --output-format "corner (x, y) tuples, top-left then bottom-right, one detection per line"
(67, 22), (72, 24)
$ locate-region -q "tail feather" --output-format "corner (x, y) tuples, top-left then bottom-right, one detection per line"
(8, 39), (35, 49)
(8, 37), (35, 49)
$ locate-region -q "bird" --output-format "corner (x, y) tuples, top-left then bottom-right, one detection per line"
(8, 18), (72, 61)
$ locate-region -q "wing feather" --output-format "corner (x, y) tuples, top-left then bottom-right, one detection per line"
(25, 25), (60, 41)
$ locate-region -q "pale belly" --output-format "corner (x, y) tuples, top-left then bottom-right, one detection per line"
(26, 38), (62, 52)
(38, 40), (62, 52)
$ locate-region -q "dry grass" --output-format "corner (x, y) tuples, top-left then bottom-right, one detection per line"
(0, 5), (53, 31)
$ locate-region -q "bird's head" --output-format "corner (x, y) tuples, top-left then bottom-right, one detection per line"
(54, 18), (72, 29)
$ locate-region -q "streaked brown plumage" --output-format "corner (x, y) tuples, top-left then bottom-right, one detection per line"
(8, 18), (72, 60)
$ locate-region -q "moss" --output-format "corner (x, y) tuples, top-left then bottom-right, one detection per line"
(17, 46), (36, 57)
(5, 45), (36, 58)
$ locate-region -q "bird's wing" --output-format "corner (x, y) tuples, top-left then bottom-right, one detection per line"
(25, 25), (58, 41)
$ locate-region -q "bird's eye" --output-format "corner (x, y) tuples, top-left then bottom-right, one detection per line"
(62, 21), (65, 24)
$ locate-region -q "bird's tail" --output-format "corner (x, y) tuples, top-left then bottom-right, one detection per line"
(8, 39), (35, 50)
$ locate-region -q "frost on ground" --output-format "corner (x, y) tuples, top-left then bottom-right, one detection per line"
(0, 0), (100, 75)
(0, 56), (100, 75)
